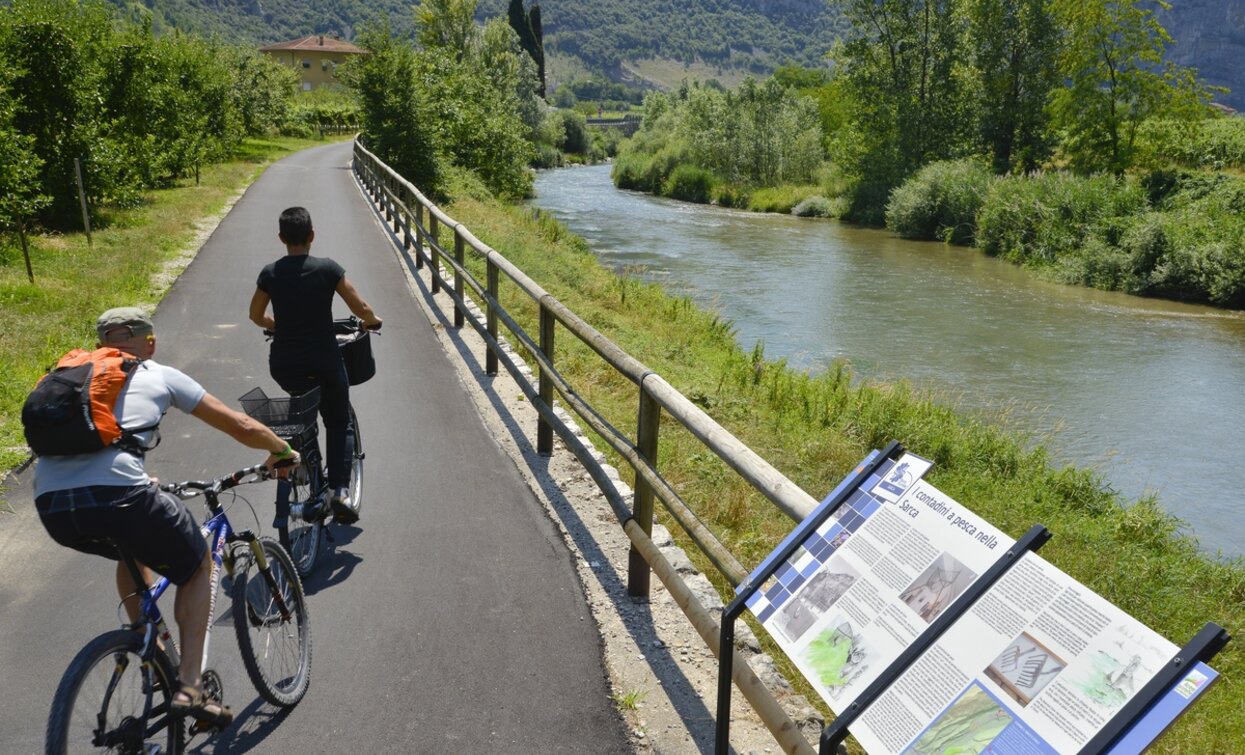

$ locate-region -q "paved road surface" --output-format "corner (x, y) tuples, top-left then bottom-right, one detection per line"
(0, 141), (630, 753)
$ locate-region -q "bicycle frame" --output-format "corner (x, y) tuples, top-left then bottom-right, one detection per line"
(126, 506), (233, 678)
(129, 468), (294, 676)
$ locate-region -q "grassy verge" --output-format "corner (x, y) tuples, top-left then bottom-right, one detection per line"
(444, 170), (1243, 753)
(0, 135), (345, 477)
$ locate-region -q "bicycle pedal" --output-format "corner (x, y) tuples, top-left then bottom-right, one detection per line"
(189, 719), (224, 735)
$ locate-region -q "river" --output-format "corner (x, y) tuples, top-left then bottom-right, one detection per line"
(531, 164), (1245, 558)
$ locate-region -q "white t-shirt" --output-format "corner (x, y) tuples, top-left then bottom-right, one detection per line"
(33, 359), (206, 497)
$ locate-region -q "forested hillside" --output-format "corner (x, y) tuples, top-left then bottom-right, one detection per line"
(105, 0), (416, 42)
(476, 0), (846, 74)
(102, 0), (1242, 108)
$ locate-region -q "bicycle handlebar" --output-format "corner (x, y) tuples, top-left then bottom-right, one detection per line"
(160, 462), (291, 499)
(260, 316), (382, 340)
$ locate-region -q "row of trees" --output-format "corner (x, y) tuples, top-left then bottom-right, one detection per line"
(832, 0), (1211, 220)
(0, 0), (299, 237)
(615, 78), (823, 201)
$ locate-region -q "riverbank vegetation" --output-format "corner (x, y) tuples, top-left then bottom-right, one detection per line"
(438, 170), (1245, 752)
(609, 0), (1245, 308)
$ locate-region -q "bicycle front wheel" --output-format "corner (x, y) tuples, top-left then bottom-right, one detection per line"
(347, 403), (363, 516)
(232, 536), (312, 707)
(47, 629), (184, 755)
(279, 449), (324, 578)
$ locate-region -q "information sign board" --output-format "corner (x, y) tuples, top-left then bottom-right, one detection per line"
(741, 451), (1221, 755)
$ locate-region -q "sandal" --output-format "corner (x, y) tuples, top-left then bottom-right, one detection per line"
(170, 685), (234, 727)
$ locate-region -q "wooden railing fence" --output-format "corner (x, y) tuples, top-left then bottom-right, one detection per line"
(352, 140), (821, 754)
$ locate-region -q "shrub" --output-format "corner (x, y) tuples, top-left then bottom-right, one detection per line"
(713, 183), (749, 208)
(975, 172), (1146, 264)
(792, 196), (833, 217)
(554, 110), (590, 154)
(662, 164), (715, 203)
(612, 152), (649, 191)
(885, 159), (992, 244)
(747, 184), (818, 214)
(532, 142), (563, 169)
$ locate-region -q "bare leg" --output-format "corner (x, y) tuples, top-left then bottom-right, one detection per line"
(114, 561), (146, 625)
(172, 551), (213, 690)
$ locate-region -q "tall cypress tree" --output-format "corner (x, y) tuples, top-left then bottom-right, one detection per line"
(507, 0), (545, 99)
(530, 5), (545, 99)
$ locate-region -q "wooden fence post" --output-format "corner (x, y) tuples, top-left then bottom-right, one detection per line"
(415, 204), (425, 270)
(537, 303), (555, 455)
(454, 231), (465, 329)
(430, 214), (441, 294)
(630, 387), (661, 596)
(486, 259), (499, 376)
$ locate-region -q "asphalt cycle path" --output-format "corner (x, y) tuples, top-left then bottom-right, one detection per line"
(0, 141), (630, 753)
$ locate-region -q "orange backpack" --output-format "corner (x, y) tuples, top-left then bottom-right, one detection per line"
(21, 348), (159, 456)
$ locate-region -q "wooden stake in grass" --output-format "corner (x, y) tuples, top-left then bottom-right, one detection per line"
(74, 157), (92, 247)
(18, 215), (33, 283)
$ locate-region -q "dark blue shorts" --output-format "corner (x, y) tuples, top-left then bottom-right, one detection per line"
(36, 484), (208, 586)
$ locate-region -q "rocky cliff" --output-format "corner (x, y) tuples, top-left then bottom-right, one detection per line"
(1159, 0), (1245, 111)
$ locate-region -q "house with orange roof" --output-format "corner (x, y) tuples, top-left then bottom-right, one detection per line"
(260, 35), (367, 90)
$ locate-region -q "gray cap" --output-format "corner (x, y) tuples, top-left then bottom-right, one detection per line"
(96, 307), (154, 343)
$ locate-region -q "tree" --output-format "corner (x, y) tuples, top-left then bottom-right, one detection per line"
(344, 25), (442, 194)
(415, 0), (478, 60)
(0, 77), (50, 282)
(968, 0), (1058, 173)
(422, 17), (536, 197)
(831, 0), (976, 221)
(1049, 0), (1211, 175)
(0, 0), (112, 224)
(529, 5), (546, 99)
(507, 0), (545, 98)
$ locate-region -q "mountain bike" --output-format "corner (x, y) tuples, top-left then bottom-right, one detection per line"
(46, 465), (313, 754)
(245, 316), (378, 577)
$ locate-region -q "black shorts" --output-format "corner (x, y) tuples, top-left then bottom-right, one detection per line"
(36, 484), (208, 586)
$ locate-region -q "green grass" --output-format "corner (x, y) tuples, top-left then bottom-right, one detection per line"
(610, 687), (647, 711)
(442, 172), (1245, 754)
(0, 135), (346, 477)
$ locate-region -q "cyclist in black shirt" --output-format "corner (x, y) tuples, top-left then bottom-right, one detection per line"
(249, 207), (382, 523)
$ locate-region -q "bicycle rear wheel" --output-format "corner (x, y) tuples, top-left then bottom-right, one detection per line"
(278, 445), (324, 578)
(47, 629), (184, 754)
(231, 536), (312, 707)
(347, 403), (363, 517)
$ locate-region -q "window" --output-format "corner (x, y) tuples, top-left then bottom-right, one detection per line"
(302, 59), (311, 69)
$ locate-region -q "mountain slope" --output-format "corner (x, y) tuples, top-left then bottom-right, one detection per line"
(101, 0), (1243, 109)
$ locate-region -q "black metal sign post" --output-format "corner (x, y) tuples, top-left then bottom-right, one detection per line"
(714, 441), (904, 755)
(819, 523), (1052, 755)
(1078, 621), (1230, 755)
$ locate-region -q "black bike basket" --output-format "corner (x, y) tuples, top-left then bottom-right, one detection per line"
(335, 319), (375, 386)
(239, 386), (320, 451)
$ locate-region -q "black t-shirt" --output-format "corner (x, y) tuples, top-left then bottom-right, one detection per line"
(257, 255), (344, 351)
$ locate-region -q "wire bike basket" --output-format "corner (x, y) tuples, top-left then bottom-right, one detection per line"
(239, 386), (321, 451)
(335, 318), (375, 386)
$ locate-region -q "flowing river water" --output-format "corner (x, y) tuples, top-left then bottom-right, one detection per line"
(532, 164), (1245, 558)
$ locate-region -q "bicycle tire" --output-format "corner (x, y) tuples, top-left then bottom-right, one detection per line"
(231, 536), (312, 707)
(47, 629), (184, 755)
(278, 446), (324, 578)
(347, 403), (363, 517)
